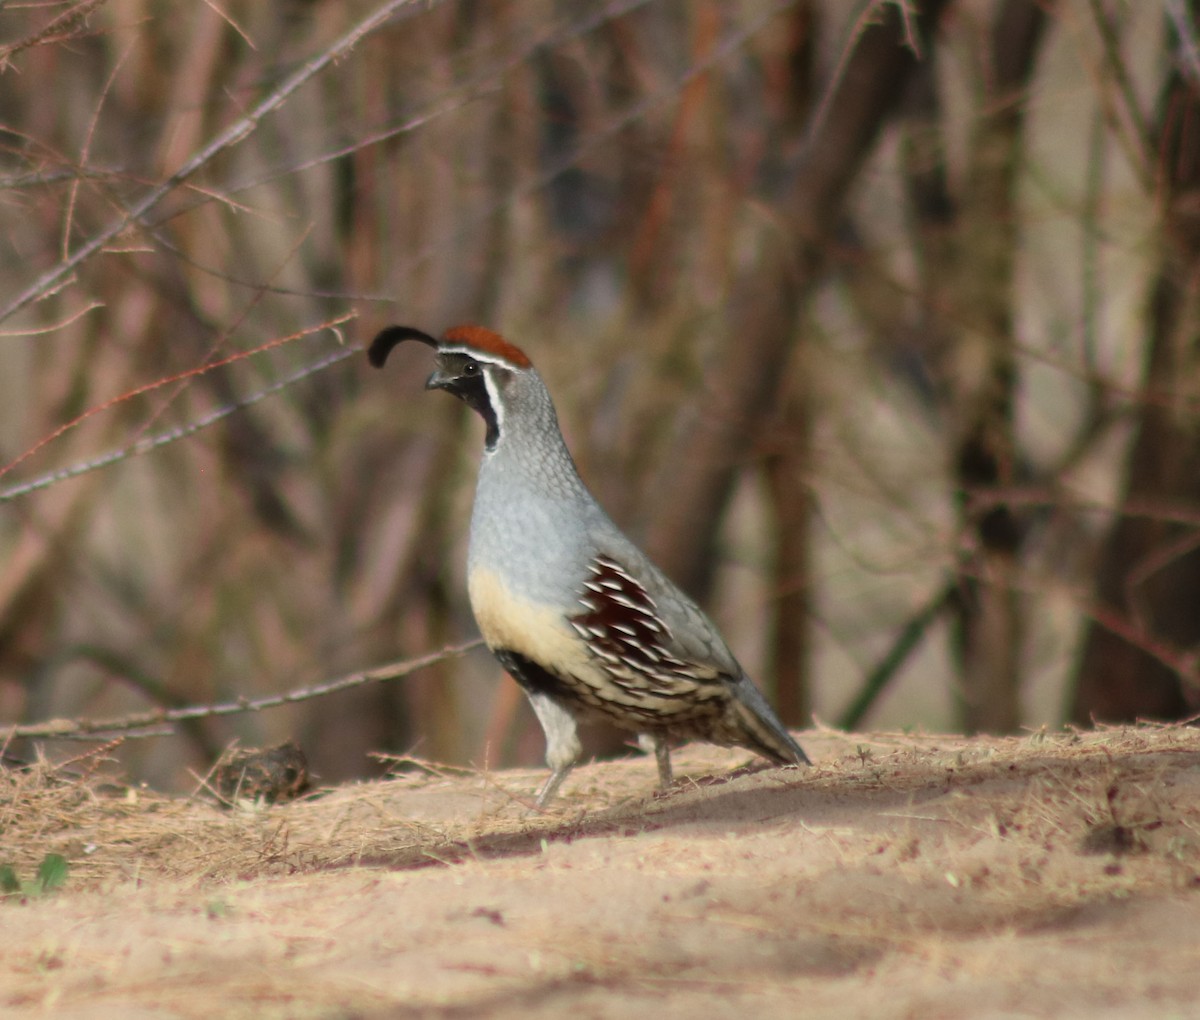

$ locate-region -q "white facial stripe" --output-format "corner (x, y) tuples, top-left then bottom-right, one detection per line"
(482, 365), (503, 445)
(438, 345), (521, 371)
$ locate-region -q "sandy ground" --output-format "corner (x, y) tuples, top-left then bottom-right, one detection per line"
(2, 724), (1200, 1019)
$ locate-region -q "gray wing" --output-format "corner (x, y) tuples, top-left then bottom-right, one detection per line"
(571, 543), (810, 765)
(567, 548), (739, 693)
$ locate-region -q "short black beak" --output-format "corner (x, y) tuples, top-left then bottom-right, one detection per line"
(424, 368), (454, 391)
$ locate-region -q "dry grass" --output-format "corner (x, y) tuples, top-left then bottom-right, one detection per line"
(5, 724), (1199, 895)
(2, 725), (1199, 1017)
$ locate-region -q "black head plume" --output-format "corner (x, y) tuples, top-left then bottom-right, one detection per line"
(367, 325), (440, 368)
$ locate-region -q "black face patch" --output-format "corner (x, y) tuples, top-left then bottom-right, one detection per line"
(429, 354), (501, 450)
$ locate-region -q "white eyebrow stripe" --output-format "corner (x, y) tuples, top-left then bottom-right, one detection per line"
(438, 345), (521, 370)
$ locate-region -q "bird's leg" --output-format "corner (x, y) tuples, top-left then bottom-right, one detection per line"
(652, 734), (673, 789)
(535, 765), (573, 808)
(636, 733), (673, 790)
(526, 691), (581, 808)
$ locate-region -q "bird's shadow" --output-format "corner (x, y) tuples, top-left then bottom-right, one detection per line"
(334, 739), (1200, 874)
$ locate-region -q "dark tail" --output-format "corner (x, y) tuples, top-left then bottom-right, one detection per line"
(731, 676), (811, 766)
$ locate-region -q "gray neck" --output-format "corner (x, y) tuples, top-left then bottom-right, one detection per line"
(468, 371), (607, 597)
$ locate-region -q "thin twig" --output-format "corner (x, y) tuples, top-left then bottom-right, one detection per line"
(0, 301), (104, 338)
(0, 0), (110, 70)
(0, 0), (425, 325)
(0, 316), (354, 500)
(62, 38), (134, 261)
(3, 639), (485, 741)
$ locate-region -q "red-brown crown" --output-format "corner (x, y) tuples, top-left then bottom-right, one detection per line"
(441, 324), (532, 369)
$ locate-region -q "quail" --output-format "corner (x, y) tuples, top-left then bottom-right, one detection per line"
(369, 324), (810, 805)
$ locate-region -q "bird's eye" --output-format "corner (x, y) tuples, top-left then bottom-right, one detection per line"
(463, 360), (480, 376)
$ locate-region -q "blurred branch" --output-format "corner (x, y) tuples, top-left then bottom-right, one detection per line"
(1080, 105), (1105, 376)
(0, 0), (424, 325)
(61, 33), (134, 261)
(805, 0), (927, 148)
(2, 639), (484, 741)
(0, 0), (109, 70)
(945, 0), (1049, 735)
(152, 0), (662, 221)
(646, 0), (951, 598)
(937, 552), (1200, 702)
(385, 0), (800, 305)
(0, 315), (355, 502)
(765, 376), (813, 729)
(837, 582), (955, 731)
(1087, 0), (1154, 188)
(7, 0), (674, 311)
(0, 301), (104, 338)
(1167, 0), (1200, 89)
(1072, 31), (1200, 723)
